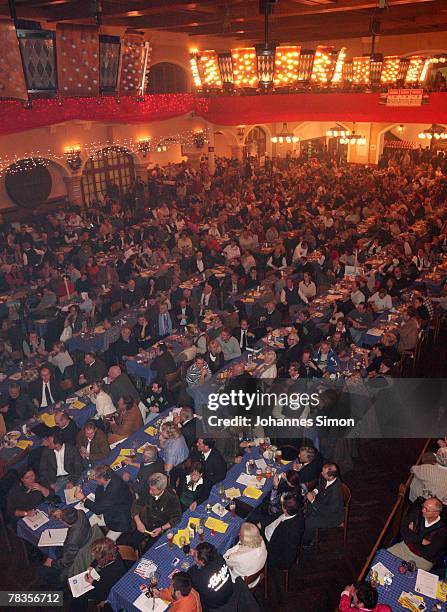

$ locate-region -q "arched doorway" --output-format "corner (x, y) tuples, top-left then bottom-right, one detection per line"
(245, 126), (267, 158)
(147, 62), (189, 93)
(81, 146), (135, 204)
(5, 158), (52, 208)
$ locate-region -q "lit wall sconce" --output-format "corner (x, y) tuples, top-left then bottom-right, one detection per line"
(397, 124), (404, 133)
(64, 145), (82, 172)
(237, 125), (246, 142)
(156, 144), (167, 153)
(193, 131), (205, 149)
(137, 137), (151, 157)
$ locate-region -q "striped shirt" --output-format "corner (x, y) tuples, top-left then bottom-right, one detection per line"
(409, 463), (447, 503)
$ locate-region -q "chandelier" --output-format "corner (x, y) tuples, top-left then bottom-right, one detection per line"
(271, 122), (299, 144)
(338, 123), (366, 145)
(326, 125), (350, 138)
(418, 124), (447, 141)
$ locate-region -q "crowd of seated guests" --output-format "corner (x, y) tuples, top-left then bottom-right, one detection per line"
(0, 151), (447, 609)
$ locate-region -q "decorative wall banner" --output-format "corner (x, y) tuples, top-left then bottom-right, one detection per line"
(0, 19), (28, 101)
(118, 33), (150, 96)
(56, 24), (100, 97)
(0, 92), (446, 136)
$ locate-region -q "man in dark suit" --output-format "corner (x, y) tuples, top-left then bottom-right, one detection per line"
(294, 310), (322, 347)
(112, 326), (140, 364)
(172, 298), (195, 329)
(294, 446), (324, 487)
(278, 331), (303, 371)
(151, 343), (177, 384)
(79, 352), (108, 386)
(105, 365), (140, 404)
(122, 278), (143, 308)
(0, 382), (35, 429)
(54, 409), (79, 446)
(150, 302), (174, 340)
(75, 464), (133, 534)
(122, 444), (165, 499)
(192, 438), (227, 486)
(303, 463), (344, 545)
(232, 319), (256, 352)
(31, 366), (65, 409)
(40, 507), (92, 586)
(39, 431), (83, 493)
(197, 284), (219, 317)
(174, 407), (203, 452)
(264, 493), (304, 604)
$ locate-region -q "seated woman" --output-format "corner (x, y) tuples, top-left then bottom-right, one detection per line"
(204, 339), (225, 374)
(22, 331), (47, 359)
(158, 422), (189, 475)
(48, 341), (74, 378)
(176, 461), (211, 511)
(90, 380), (116, 423)
(69, 537), (127, 612)
(223, 522), (267, 584)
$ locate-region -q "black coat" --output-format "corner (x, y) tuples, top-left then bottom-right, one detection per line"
(39, 444), (83, 487)
(151, 351), (177, 384)
(84, 473), (133, 532)
(192, 447), (227, 486)
(83, 358), (108, 385)
(106, 373), (140, 404)
(266, 511), (305, 569)
(131, 457), (165, 499)
(30, 378), (65, 407)
(54, 419), (79, 447)
(305, 477), (344, 529)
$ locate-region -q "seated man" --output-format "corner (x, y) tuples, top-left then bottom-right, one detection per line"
(348, 302), (374, 346)
(31, 366), (65, 410)
(108, 396), (143, 445)
(303, 463), (344, 545)
(39, 431), (83, 494)
(192, 437), (227, 486)
(339, 582), (391, 612)
(112, 326), (139, 365)
(153, 572), (202, 612)
(217, 328), (242, 362)
(387, 497), (446, 570)
(105, 365), (140, 405)
(54, 409), (79, 446)
(40, 507), (91, 587)
(75, 464), (133, 536)
(122, 445), (165, 499)
(79, 352), (108, 386)
(0, 382), (35, 429)
(143, 381), (172, 420)
(188, 542), (233, 611)
(118, 472), (182, 551)
(76, 420), (110, 465)
(409, 448), (447, 503)
(293, 446), (324, 487)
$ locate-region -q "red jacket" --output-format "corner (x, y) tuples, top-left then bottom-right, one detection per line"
(339, 593), (391, 612)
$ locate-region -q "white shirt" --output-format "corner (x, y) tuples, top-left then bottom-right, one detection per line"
(265, 513), (294, 542)
(54, 444), (67, 477)
(40, 381), (54, 408)
(368, 292), (393, 312)
(202, 449), (212, 461)
(224, 541), (267, 583)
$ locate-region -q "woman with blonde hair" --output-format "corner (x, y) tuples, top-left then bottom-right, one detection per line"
(223, 522), (267, 583)
(159, 421), (189, 474)
(71, 537), (127, 611)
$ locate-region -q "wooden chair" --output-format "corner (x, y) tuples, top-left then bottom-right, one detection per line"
(316, 482), (352, 549)
(244, 563), (268, 599)
(165, 367), (182, 393)
(117, 544), (139, 564)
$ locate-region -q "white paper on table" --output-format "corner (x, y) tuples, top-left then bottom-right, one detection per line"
(415, 568), (439, 599)
(38, 527), (68, 547)
(68, 568), (100, 598)
(133, 593), (169, 612)
(23, 509), (49, 531)
(236, 473), (266, 488)
(64, 486), (80, 505)
(255, 458), (268, 470)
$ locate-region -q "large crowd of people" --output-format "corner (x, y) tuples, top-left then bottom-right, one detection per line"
(0, 149), (447, 610)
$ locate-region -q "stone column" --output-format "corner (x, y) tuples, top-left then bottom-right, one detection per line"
(63, 174), (83, 206)
(207, 125), (215, 175)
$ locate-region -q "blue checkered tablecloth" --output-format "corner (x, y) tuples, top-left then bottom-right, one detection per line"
(368, 549), (446, 611)
(108, 448), (289, 612)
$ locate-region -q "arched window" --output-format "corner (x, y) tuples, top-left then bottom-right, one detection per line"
(5, 158), (52, 208)
(245, 126), (267, 158)
(81, 146), (135, 204)
(147, 62), (189, 94)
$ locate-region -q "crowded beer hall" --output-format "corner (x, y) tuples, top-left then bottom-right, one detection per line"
(0, 0), (446, 610)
